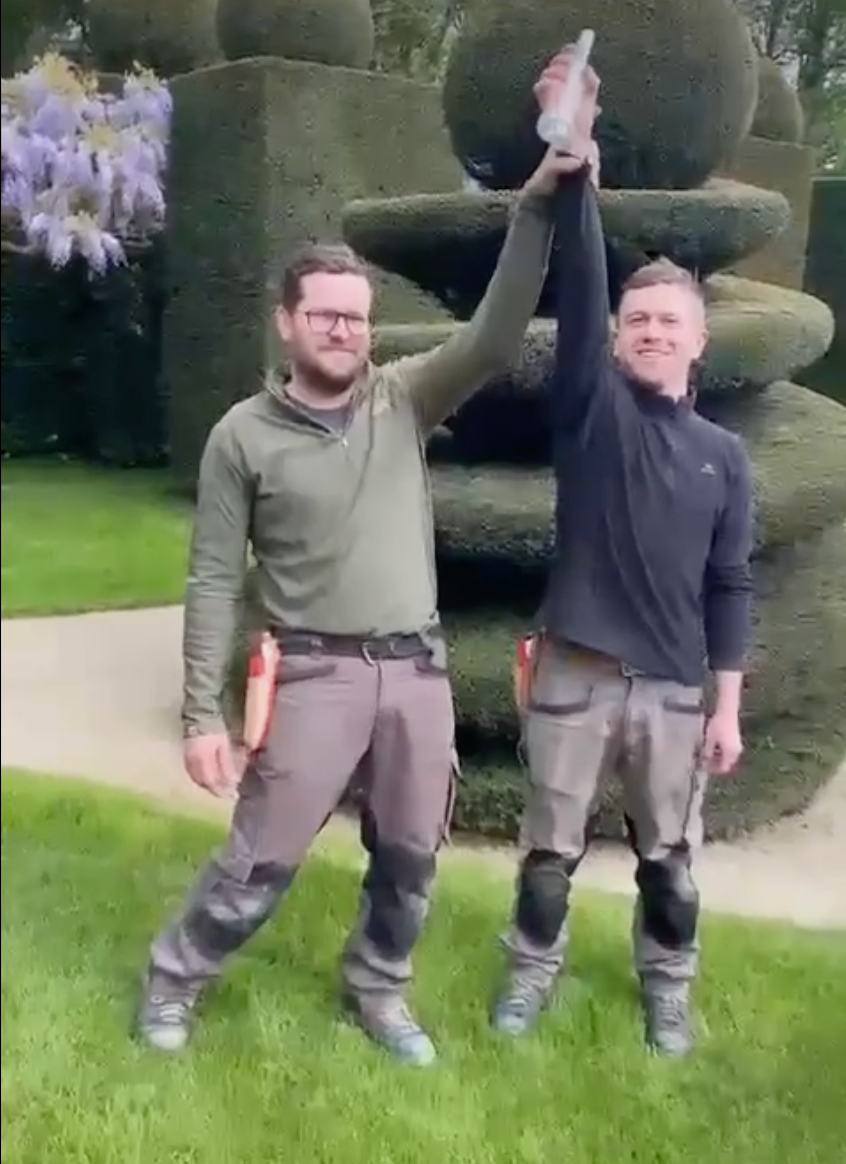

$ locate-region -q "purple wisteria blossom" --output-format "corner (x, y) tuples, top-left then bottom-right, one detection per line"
(1, 53), (171, 273)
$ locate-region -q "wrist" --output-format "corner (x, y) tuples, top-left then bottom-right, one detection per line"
(183, 715), (227, 739)
(711, 671), (743, 719)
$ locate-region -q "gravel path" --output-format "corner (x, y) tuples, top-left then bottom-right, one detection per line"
(2, 606), (843, 929)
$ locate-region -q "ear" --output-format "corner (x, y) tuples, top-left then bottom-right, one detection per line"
(274, 306), (293, 344)
(694, 322), (709, 360)
(609, 312), (620, 355)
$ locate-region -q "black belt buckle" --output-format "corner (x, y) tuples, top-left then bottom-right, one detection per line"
(361, 638), (379, 665)
(360, 633), (422, 664)
(620, 660), (645, 679)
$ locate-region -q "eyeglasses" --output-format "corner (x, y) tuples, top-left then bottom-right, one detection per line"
(301, 309), (369, 336)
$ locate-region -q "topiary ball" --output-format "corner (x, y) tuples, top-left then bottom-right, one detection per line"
(87, 1), (220, 76)
(216, 0), (375, 69)
(751, 57), (806, 144)
(441, 0), (760, 191)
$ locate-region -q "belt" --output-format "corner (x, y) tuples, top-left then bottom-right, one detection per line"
(271, 628), (431, 662)
(556, 638), (648, 678)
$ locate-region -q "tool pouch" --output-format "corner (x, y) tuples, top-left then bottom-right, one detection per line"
(242, 631), (281, 752)
(513, 633), (539, 714)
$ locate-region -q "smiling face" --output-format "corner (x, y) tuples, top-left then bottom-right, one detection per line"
(613, 262), (708, 397)
(275, 244), (372, 398)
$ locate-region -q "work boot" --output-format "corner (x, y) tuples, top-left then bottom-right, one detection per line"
(491, 976), (550, 1037)
(641, 980), (693, 1057)
(341, 992), (436, 1067)
(136, 973), (201, 1053)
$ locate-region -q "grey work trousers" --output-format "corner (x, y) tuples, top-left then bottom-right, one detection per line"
(148, 646), (457, 1004)
(504, 637), (709, 992)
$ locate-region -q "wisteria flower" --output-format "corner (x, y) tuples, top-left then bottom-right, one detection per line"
(1, 52), (171, 274)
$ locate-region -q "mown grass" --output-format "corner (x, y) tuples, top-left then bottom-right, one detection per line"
(2, 769), (844, 1164)
(1, 458), (191, 617)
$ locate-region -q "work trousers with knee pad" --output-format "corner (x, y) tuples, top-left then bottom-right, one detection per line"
(503, 638), (707, 992)
(148, 642), (457, 1003)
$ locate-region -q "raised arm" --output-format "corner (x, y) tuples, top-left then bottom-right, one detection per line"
(181, 419), (252, 738)
(550, 165), (613, 435)
(397, 186), (555, 436)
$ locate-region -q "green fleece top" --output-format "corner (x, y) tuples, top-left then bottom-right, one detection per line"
(182, 192), (555, 734)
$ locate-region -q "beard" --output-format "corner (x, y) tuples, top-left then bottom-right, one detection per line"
(291, 348), (365, 397)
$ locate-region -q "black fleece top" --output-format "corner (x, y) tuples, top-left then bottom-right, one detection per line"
(540, 170), (754, 685)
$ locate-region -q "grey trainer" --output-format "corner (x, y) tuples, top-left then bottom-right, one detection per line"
(137, 977), (201, 1053)
(491, 978), (550, 1037)
(341, 992), (436, 1067)
(641, 982), (693, 1057)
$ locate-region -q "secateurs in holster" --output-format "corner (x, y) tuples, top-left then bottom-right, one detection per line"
(242, 631), (281, 753)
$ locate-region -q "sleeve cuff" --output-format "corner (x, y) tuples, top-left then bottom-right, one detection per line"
(182, 714), (228, 739)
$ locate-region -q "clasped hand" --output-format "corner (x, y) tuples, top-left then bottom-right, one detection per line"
(522, 47), (601, 197)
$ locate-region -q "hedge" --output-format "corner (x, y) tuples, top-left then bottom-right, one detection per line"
(163, 58), (460, 490)
(717, 136), (816, 292)
(803, 176), (846, 407)
(343, 180), (791, 318)
(372, 282), (835, 464)
(0, 239), (167, 465)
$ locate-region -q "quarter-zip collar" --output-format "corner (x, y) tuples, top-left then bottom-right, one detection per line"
(263, 364), (372, 438)
(622, 368), (696, 419)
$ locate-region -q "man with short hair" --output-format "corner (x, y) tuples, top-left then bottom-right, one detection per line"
(492, 53), (754, 1057)
(136, 113), (575, 1066)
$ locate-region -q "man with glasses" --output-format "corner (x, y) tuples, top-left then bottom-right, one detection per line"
(136, 107), (581, 1065)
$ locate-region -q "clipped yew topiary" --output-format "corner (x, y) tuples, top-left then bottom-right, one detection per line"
(344, 180), (792, 316)
(751, 57), (805, 144)
(216, 0), (375, 69)
(441, 0), (759, 191)
(87, 0), (220, 76)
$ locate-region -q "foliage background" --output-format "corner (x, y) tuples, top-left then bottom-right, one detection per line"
(3, 0), (843, 175)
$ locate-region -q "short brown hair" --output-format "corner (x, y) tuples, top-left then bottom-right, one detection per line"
(278, 242), (370, 311)
(621, 257), (704, 302)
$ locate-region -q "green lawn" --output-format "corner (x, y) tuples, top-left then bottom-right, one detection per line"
(1, 459), (191, 617)
(2, 770), (844, 1164)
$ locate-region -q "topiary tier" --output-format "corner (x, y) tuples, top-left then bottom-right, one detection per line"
(441, 0), (759, 191)
(369, 279), (834, 464)
(751, 57), (806, 144)
(345, 181), (792, 316)
(87, 0), (220, 75)
(216, 0), (375, 69)
(335, 0), (845, 842)
(429, 384), (846, 583)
